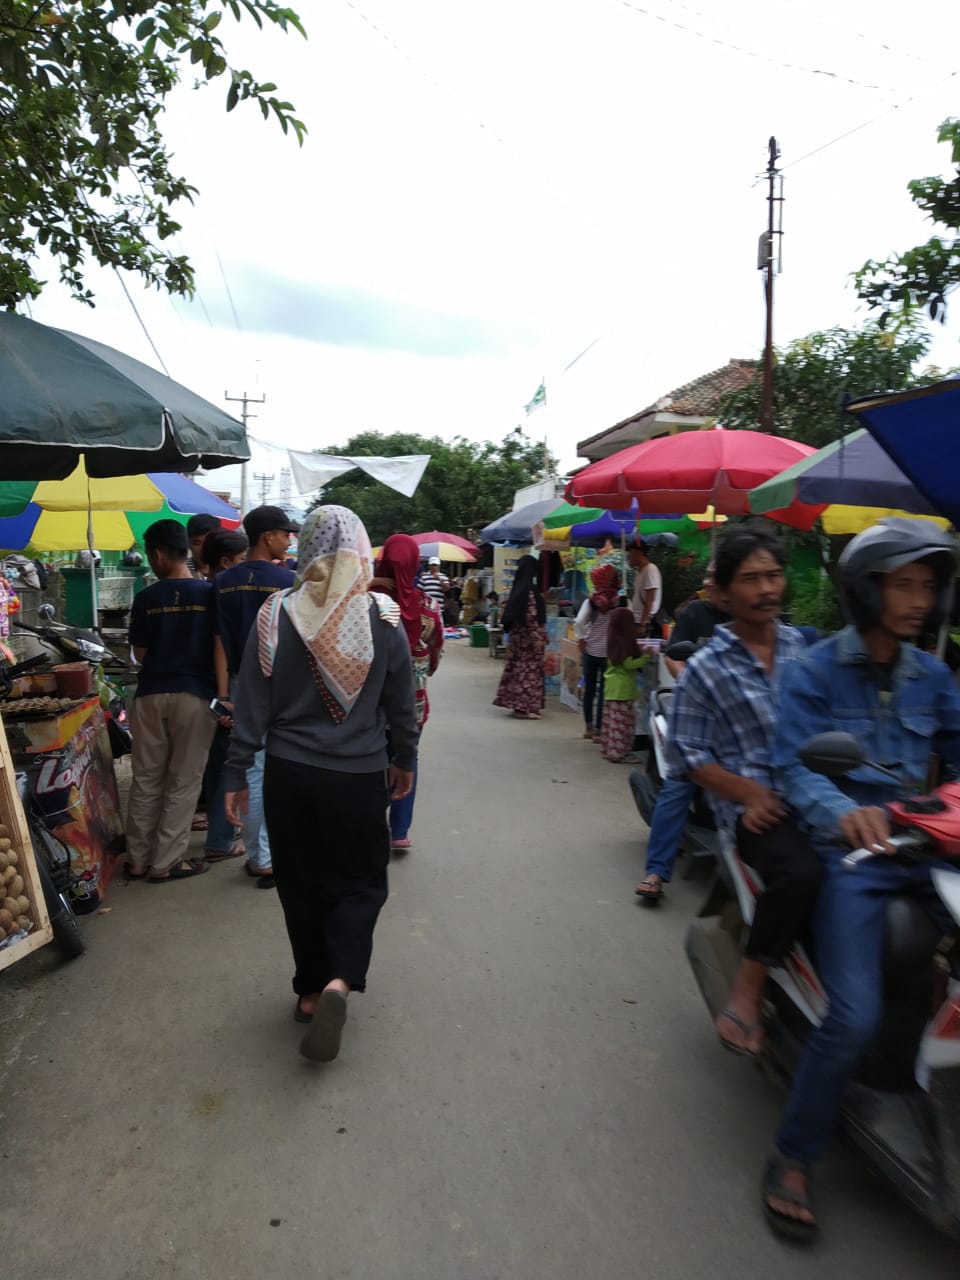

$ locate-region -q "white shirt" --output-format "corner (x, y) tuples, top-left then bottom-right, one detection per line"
(631, 562), (662, 623)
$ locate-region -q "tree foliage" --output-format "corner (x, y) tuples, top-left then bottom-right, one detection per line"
(309, 428), (556, 548)
(0, 1), (306, 308)
(718, 320), (935, 449)
(854, 118), (960, 327)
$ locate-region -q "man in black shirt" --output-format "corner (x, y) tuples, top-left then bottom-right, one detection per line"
(213, 505), (299, 886)
(126, 520), (216, 882)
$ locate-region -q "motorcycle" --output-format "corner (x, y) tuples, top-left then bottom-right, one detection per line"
(15, 773), (85, 960)
(628, 640), (719, 875)
(685, 731), (960, 1236)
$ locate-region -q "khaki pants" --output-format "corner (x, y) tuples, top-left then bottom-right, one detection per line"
(126, 692), (216, 876)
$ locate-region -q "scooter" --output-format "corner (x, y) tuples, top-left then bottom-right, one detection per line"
(628, 640), (719, 874)
(685, 731), (960, 1236)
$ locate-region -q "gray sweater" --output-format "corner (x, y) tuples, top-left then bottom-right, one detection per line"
(223, 601), (419, 790)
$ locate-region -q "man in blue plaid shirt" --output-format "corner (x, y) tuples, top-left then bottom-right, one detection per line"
(665, 525), (822, 1057)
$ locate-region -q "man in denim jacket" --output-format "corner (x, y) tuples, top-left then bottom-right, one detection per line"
(763, 518), (960, 1241)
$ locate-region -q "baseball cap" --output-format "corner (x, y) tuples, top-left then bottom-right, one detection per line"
(242, 505), (300, 542)
(428, 555), (441, 565)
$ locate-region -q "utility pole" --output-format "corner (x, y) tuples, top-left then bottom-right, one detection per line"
(253, 472), (274, 504)
(225, 389), (266, 515)
(758, 137), (783, 434)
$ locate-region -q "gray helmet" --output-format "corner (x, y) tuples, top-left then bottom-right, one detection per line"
(839, 517), (957, 630)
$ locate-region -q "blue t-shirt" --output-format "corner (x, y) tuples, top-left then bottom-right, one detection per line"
(129, 577), (215, 700)
(214, 559), (295, 674)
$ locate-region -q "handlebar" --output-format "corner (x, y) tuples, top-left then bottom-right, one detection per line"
(842, 832), (928, 870)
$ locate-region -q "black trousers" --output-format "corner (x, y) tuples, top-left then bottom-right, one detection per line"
(263, 756), (390, 996)
(735, 817), (824, 965)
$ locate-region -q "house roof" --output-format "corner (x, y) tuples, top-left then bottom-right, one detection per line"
(578, 357), (759, 458)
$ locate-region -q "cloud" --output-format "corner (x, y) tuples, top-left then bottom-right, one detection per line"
(207, 266), (539, 358)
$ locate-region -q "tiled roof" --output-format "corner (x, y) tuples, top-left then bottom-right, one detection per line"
(658, 357), (758, 416)
(579, 358), (759, 452)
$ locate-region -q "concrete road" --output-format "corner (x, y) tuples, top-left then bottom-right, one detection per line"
(1, 642), (957, 1278)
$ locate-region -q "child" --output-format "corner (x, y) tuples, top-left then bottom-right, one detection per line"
(601, 606), (648, 762)
(573, 563), (620, 741)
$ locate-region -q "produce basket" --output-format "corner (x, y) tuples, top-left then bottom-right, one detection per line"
(0, 714), (52, 971)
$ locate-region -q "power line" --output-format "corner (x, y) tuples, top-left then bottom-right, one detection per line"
(784, 69), (959, 170)
(618, 0), (905, 95)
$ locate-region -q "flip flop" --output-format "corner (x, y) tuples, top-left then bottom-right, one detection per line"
(717, 1007), (764, 1057)
(635, 875), (664, 906)
(293, 999), (313, 1024)
(203, 847), (244, 862)
(147, 859), (210, 883)
(299, 989), (347, 1062)
(762, 1154), (818, 1242)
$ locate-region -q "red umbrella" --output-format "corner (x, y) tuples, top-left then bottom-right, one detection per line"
(565, 428), (818, 526)
(412, 530), (477, 551)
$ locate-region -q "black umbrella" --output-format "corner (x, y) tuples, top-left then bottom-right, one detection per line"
(0, 312), (250, 479)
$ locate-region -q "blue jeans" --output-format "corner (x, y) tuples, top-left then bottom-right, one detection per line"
(241, 748), (272, 871)
(203, 725), (234, 854)
(582, 653), (607, 732)
(389, 757), (419, 841)
(775, 853), (951, 1164)
(641, 777), (694, 882)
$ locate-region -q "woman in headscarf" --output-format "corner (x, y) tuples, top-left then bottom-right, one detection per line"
(572, 562), (620, 742)
(224, 507), (418, 1064)
(371, 534), (444, 852)
(492, 553), (547, 720)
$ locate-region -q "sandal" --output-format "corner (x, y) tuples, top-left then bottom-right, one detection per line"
(293, 998), (313, 1024)
(635, 874), (664, 905)
(123, 862), (148, 880)
(716, 1008), (765, 1057)
(190, 814), (208, 831)
(204, 845), (244, 862)
(762, 1153), (817, 1242)
(147, 859), (210, 883)
(299, 989), (348, 1062)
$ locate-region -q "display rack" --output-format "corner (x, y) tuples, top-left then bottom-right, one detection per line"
(0, 715), (52, 972)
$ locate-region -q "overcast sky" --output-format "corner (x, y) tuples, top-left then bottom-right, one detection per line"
(25, 0), (960, 503)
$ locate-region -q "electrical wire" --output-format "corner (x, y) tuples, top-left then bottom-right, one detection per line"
(619, 0), (905, 95)
(784, 69), (959, 170)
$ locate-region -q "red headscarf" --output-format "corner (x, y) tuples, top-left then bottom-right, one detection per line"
(589, 562), (620, 612)
(376, 533), (423, 651)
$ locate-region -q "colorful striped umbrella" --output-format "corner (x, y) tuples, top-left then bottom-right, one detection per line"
(0, 464), (238, 553)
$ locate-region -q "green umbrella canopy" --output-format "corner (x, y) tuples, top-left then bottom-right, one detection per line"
(0, 312), (250, 480)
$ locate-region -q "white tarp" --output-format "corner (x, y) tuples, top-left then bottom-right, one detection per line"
(286, 450), (430, 499)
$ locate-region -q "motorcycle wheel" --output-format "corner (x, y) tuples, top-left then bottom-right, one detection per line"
(49, 892), (85, 959)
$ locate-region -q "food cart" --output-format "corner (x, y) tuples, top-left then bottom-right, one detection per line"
(0, 691), (125, 914)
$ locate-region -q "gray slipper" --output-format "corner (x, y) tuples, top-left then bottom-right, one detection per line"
(299, 990), (347, 1062)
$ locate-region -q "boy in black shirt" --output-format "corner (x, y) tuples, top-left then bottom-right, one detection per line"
(126, 520), (216, 882)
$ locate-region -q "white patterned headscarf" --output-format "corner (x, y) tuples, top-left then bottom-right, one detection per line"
(256, 505), (398, 723)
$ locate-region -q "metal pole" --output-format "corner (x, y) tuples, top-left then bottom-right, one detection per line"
(760, 136), (780, 434)
(225, 389), (266, 516)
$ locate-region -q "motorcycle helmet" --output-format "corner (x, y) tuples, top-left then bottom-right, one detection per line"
(838, 517), (957, 630)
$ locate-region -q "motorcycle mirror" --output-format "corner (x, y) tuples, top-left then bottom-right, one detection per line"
(798, 731), (866, 777)
(38, 602), (55, 622)
(665, 641), (696, 661)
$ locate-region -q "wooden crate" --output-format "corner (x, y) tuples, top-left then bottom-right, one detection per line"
(0, 715), (52, 972)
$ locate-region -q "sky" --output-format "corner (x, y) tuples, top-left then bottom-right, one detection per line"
(23, 0), (960, 506)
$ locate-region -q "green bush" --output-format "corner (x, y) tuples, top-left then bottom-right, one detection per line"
(788, 576), (844, 633)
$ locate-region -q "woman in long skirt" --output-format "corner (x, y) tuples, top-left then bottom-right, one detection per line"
(225, 506), (418, 1063)
(493, 553), (547, 720)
